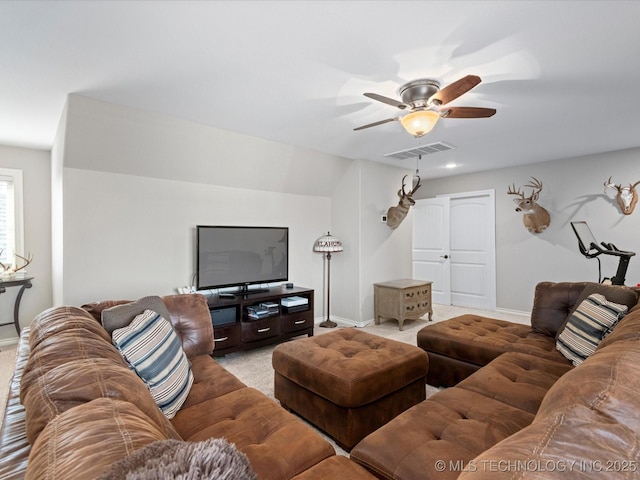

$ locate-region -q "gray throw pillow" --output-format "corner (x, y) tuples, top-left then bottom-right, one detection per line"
(101, 296), (172, 335)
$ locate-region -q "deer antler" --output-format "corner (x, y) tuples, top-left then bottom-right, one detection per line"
(524, 177), (543, 194)
(12, 253), (32, 273)
(507, 183), (524, 198)
(0, 249), (8, 272)
(0, 251), (33, 274)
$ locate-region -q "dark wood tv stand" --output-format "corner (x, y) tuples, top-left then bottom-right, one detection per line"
(206, 286), (314, 356)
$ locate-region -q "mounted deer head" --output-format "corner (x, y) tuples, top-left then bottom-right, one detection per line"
(604, 177), (640, 215)
(387, 175), (421, 230)
(0, 250), (32, 276)
(507, 177), (550, 234)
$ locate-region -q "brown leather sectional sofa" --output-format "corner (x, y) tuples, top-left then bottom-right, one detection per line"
(350, 282), (640, 479)
(3, 282), (640, 479)
(0, 294), (376, 480)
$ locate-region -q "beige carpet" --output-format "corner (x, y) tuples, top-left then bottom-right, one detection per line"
(0, 305), (528, 451)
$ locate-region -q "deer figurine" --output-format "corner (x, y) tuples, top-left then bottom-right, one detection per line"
(0, 250), (32, 277)
(603, 177), (640, 215)
(387, 175), (421, 230)
(507, 177), (550, 234)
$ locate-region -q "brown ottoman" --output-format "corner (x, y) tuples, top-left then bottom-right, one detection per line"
(272, 328), (428, 450)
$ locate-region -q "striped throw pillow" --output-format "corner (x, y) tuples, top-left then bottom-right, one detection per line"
(556, 293), (628, 366)
(112, 309), (193, 419)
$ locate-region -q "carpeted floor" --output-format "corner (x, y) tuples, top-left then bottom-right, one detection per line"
(0, 304), (528, 451)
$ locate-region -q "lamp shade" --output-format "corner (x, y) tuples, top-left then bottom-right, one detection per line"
(400, 110), (440, 138)
(313, 232), (343, 253)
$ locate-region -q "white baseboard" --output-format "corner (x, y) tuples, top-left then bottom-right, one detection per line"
(0, 337), (19, 347)
(315, 316), (371, 328)
(495, 307), (530, 325)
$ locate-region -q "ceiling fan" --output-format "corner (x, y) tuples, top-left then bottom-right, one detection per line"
(354, 75), (496, 138)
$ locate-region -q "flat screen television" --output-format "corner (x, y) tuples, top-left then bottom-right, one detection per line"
(196, 225), (288, 293)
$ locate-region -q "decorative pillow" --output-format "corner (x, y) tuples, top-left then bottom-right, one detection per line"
(556, 293), (628, 366)
(101, 296), (173, 335)
(555, 283), (639, 340)
(97, 438), (257, 480)
(112, 310), (193, 419)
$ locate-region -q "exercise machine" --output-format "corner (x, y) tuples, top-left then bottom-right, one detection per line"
(570, 221), (635, 286)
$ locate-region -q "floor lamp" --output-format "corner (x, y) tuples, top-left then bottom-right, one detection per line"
(313, 232), (343, 328)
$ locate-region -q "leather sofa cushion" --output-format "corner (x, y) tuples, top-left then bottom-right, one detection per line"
(25, 398), (170, 480)
(272, 328), (428, 407)
(180, 355), (246, 409)
(291, 455), (378, 480)
(21, 310), (128, 404)
(351, 387), (536, 480)
(529, 281), (587, 337)
(456, 352), (573, 415)
(537, 322), (640, 431)
(21, 358), (181, 445)
(459, 404), (640, 480)
(417, 315), (568, 367)
(28, 305), (114, 350)
(172, 387), (335, 480)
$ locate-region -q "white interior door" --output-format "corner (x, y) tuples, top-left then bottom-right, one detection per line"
(447, 192), (496, 310)
(413, 190), (496, 310)
(412, 197), (451, 305)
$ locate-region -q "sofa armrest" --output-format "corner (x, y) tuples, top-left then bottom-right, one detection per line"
(530, 282), (587, 337)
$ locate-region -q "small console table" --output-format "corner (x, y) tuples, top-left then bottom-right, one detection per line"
(0, 276), (34, 335)
(206, 286), (314, 356)
(374, 279), (432, 330)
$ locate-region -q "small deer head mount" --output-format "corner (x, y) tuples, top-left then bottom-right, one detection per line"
(0, 251), (32, 276)
(386, 174), (421, 230)
(507, 177), (551, 234)
(604, 177), (640, 215)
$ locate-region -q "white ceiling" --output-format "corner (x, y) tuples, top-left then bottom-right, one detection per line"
(1, 1), (640, 179)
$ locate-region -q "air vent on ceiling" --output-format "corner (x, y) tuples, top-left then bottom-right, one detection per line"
(384, 141), (455, 160)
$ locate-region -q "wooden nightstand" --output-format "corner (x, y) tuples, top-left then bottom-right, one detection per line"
(374, 279), (433, 330)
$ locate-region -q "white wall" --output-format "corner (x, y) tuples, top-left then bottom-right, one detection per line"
(418, 147), (640, 312)
(55, 95), (414, 324)
(359, 161), (414, 321)
(62, 168), (330, 307)
(0, 145), (52, 344)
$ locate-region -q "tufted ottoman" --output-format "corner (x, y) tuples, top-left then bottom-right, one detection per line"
(272, 328), (428, 450)
(417, 314), (570, 387)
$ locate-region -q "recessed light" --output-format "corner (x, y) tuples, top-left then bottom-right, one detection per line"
(444, 163), (458, 169)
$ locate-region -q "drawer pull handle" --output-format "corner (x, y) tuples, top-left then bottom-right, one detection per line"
(294, 320), (306, 325)
(257, 327), (271, 333)
(215, 337), (229, 342)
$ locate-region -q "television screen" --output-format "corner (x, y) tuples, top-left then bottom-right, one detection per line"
(196, 226), (288, 291)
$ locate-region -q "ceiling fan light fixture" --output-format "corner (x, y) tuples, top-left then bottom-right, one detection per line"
(400, 110), (439, 138)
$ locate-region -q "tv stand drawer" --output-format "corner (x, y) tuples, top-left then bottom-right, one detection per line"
(282, 311), (313, 333)
(242, 317), (280, 342)
(213, 324), (241, 350)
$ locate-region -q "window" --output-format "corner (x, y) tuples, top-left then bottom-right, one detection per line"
(0, 168), (24, 268)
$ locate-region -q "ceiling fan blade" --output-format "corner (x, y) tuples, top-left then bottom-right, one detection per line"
(430, 75), (481, 106)
(440, 107), (496, 118)
(353, 117), (400, 131)
(363, 93), (408, 110)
